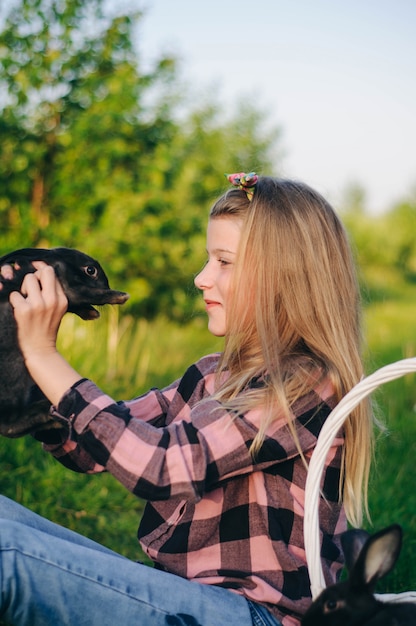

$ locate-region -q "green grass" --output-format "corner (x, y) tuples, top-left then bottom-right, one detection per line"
(362, 290), (416, 593)
(0, 289), (415, 616)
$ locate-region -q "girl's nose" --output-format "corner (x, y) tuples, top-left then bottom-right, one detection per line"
(194, 264), (210, 290)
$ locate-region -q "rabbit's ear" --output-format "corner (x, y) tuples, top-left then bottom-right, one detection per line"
(351, 525), (402, 589)
(341, 529), (370, 572)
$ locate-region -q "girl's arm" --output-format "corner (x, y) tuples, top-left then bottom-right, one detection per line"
(9, 265), (339, 502)
(9, 262), (83, 404)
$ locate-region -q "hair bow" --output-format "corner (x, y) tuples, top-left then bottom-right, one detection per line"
(225, 172), (258, 201)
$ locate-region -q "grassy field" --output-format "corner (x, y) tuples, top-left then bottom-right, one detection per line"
(361, 287), (416, 592)
(0, 288), (415, 613)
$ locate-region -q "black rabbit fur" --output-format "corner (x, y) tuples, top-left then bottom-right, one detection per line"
(302, 524), (416, 625)
(0, 247), (129, 438)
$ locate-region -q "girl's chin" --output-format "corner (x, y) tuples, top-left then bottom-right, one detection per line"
(207, 322), (226, 337)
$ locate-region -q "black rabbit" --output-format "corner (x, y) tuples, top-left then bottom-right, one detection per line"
(0, 247), (129, 438)
(302, 524), (416, 625)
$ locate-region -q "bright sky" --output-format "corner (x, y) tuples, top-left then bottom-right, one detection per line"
(138, 0), (416, 214)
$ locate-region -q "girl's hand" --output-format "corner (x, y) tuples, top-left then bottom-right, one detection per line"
(9, 262), (68, 362)
(8, 261), (81, 406)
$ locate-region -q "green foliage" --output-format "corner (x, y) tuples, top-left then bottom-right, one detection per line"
(342, 196), (416, 303)
(0, 0), (180, 283)
(0, 0), (279, 320)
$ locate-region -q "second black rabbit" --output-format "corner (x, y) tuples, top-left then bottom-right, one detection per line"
(302, 524), (416, 625)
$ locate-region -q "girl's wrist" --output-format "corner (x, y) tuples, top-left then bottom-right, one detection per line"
(24, 350), (82, 407)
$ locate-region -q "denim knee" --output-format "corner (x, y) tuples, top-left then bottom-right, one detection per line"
(0, 495), (19, 519)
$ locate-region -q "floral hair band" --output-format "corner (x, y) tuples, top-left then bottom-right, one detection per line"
(225, 171), (258, 201)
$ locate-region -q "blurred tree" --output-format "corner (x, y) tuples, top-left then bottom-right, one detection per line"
(342, 188), (416, 300)
(383, 200), (416, 280)
(0, 0), (176, 246)
(0, 0), (280, 319)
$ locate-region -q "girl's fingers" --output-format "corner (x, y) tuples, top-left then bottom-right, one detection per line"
(9, 273), (45, 318)
(10, 265), (68, 315)
(35, 265), (68, 311)
(1, 261), (48, 283)
(0, 264), (14, 280)
(19, 270), (43, 298)
(9, 265), (68, 362)
(8, 290), (25, 308)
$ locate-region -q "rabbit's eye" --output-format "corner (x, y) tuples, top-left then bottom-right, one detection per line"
(323, 598), (343, 613)
(84, 265), (98, 278)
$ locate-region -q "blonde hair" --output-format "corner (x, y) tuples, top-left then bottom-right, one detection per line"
(209, 177), (373, 527)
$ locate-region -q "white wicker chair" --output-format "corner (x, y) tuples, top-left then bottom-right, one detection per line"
(304, 357), (416, 604)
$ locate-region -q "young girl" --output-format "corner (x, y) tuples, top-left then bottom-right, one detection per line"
(0, 174), (373, 626)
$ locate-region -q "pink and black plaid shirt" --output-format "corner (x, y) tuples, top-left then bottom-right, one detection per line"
(46, 354), (346, 626)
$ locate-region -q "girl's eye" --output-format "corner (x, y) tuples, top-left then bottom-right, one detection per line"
(219, 258), (231, 267)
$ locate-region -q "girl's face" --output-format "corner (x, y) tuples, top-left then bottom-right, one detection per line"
(194, 217), (242, 337)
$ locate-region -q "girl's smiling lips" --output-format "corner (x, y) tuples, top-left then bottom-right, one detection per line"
(204, 299), (221, 309)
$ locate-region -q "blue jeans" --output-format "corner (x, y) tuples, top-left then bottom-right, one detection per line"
(0, 496), (281, 626)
